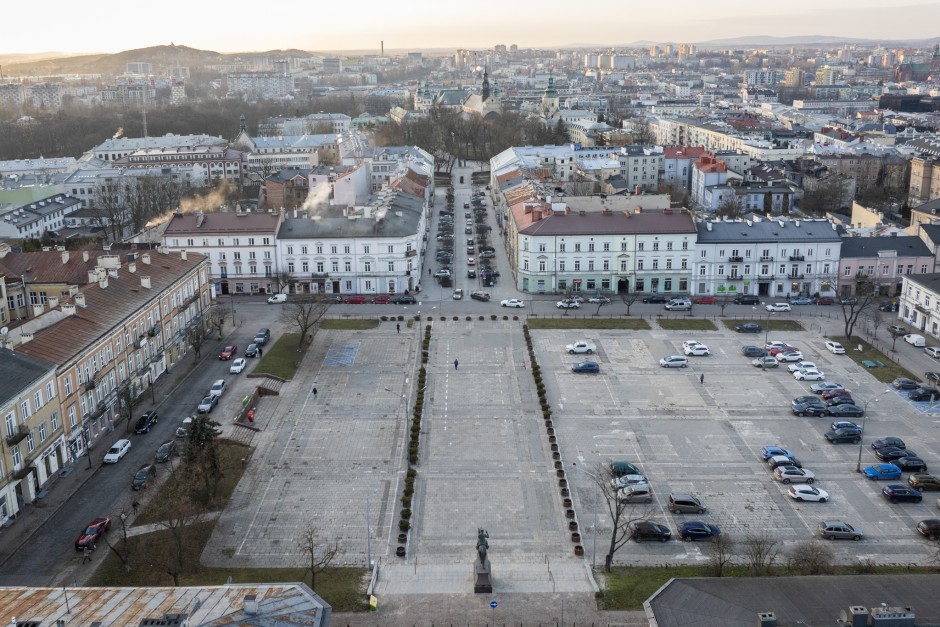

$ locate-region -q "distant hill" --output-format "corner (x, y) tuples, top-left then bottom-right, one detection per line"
(695, 35), (873, 47)
(2, 45), (314, 76)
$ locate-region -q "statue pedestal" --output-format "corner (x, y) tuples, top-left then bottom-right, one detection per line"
(474, 557), (493, 593)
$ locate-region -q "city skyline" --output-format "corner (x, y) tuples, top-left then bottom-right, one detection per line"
(5, 0), (940, 56)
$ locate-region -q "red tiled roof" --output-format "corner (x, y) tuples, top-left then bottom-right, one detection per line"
(163, 212), (281, 235)
(0, 251), (122, 285)
(663, 146), (710, 160)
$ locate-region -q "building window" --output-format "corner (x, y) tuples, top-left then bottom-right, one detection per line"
(638, 242), (644, 251)
(718, 265), (725, 276)
(652, 259), (659, 270)
(620, 260), (627, 271)
(4, 414), (14, 438)
(603, 243), (610, 251)
(64, 376), (72, 396)
(637, 260), (644, 270)
(538, 243), (546, 252)
(701, 250), (706, 258)
(574, 260), (581, 271)
(559, 243), (565, 252)
(844, 266), (851, 276)
(665, 259), (672, 270)
(388, 262), (395, 272)
(50, 412), (58, 431)
(652, 242), (659, 251)
(603, 259), (610, 271)
(666, 242), (673, 251)
(39, 422), (46, 442)
(559, 261), (566, 271)
(923, 264), (929, 274)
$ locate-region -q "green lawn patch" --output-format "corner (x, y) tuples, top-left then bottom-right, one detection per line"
(840, 335), (918, 384)
(253, 333), (304, 379)
(657, 318), (718, 331)
(720, 319), (805, 332)
(321, 319), (381, 330)
(527, 318), (652, 330)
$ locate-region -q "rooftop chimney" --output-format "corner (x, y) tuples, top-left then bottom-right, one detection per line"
(62, 304), (76, 317)
(75, 293), (86, 307)
(243, 595), (259, 616)
(98, 275), (108, 290)
(181, 250), (188, 261)
(141, 276), (152, 289)
(87, 270), (98, 283)
(32, 304), (44, 317)
(21, 332), (34, 344)
(142, 253), (151, 265)
(61, 250), (69, 264)
(128, 262), (137, 274)
(82, 250), (89, 262)
(48, 297), (59, 309)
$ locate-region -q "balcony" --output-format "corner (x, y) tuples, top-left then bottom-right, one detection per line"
(12, 462), (35, 480)
(787, 273), (805, 280)
(728, 256), (743, 263)
(759, 256), (774, 262)
(5, 424), (28, 446)
(311, 272), (329, 278)
(915, 303), (930, 315)
(405, 249), (417, 258)
(789, 255), (805, 262)
(726, 275), (744, 281)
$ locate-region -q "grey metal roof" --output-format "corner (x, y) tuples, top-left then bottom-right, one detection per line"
(0, 348), (56, 406)
(696, 219), (842, 244)
(905, 272), (940, 292)
(839, 235), (931, 258)
(276, 191), (423, 240)
(647, 574), (940, 627)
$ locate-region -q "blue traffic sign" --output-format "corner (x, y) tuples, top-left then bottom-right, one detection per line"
(490, 601), (498, 609)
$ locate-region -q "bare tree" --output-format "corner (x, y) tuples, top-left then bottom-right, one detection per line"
(716, 193), (742, 219)
(183, 414), (224, 502)
(297, 524), (341, 589)
(741, 530), (780, 576)
(208, 304), (228, 340)
(117, 381), (143, 434)
(704, 533), (735, 577)
(91, 182), (131, 243)
(593, 296), (610, 316)
(834, 275), (879, 340)
(786, 540), (834, 575)
(279, 296), (331, 350)
(620, 291), (641, 316)
(101, 501), (135, 572)
(154, 493), (208, 586)
(717, 294), (734, 315)
(869, 309), (884, 338)
(590, 463), (655, 572)
(186, 323), (209, 361)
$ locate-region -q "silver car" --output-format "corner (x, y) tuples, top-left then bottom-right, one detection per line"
(659, 355), (689, 368)
(818, 520), (863, 540)
(752, 356), (779, 368)
(774, 465), (815, 484)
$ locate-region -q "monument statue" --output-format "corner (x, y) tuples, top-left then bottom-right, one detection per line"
(476, 528), (489, 563)
(474, 527), (492, 593)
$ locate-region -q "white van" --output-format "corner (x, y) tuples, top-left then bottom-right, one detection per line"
(904, 334), (926, 347)
(267, 293), (287, 304)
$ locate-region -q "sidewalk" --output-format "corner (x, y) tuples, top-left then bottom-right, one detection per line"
(0, 334), (212, 568)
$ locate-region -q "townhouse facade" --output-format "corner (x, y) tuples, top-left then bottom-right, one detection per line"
(838, 236), (933, 297)
(899, 273), (940, 338)
(617, 145), (664, 193)
(0, 351), (62, 520)
(112, 146), (247, 187)
(694, 218), (843, 299)
(275, 190), (427, 296)
(163, 211), (282, 295)
(3, 248), (210, 459)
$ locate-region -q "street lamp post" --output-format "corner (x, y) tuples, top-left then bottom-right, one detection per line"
(856, 389), (892, 473)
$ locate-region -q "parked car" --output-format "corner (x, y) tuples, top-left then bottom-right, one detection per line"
(75, 517), (111, 550)
(825, 404), (865, 418)
(218, 344), (237, 360)
(684, 343), (710, 356)
(692, 296), (717, 304)
(821, 389), (852, 401)
(396, 295), (417, 305)
(831, 420), (861, 431)
(818, 520), (863, 540)
(556, 300), (581, 309)
(566, 341), (596, 354)
(131, 463), (157, 490)
(927, 372), (940, 385)
(197, 395), (218, 413)
(155, 440), (176, 463)
(909, 387), (940, 401)
(175, 416), (193, 439)
(872, 437), (906, 451)
(887, 324), (907, 335)
(735, 322), (762, 333)
(664, 299), (692, 311)
(761, 446), (795, 460)
(571, 361), (600, 374)
(862, 463), (902, 481)
(266, 293), (287, 304)
(894, 456), (928, 472)
(768, 455), (803, 469)
(812, 381), (846, 393)
(876, 447), (918, 462)
(470, 291), (490, 302)
(825, 341), (845, 354)
(814, 297), (835, 305)
(134, 411), (158, 434)
(776, 350), (805, 362)
(765, 340), (789, 350)
(679, 521), (721, 541)
(788, 485), (829, 502)
(659, 355), (689, 368)
(733, 295), (760, 305)
(774, 465), (816, 484)
(893, 377), (920, 390)
(766, 303), (791, 312)
(840, 297), (858, 305)
(905, 334), (927, 347)
(668, 493), (707, 514)
(229, 358), (247, 374)
(588, 295), (611, 304)
(629, 521), (671, 542)
(908, 473), (940, 490)
(752, 356), (779, 368)
(618, 485), (654, 504)
(610, 461), (641, 477)
(742, 346), (767, 357)
(791, 297), (813, 305)
(825, 427), (862, 444)
(882, 484), (923, 503)
(642, 294), (667, 303)
(793, 368), (826, 382)
(787, 361), (817, 373)
(611, 474), (649, 491)
(245, 343), (259, 358)
(792, 402), (828, 417)
(103, 439), (131, 464)
(917, 519), (940, 540)
(926, 347), (940, 358)
(209, 379), (226, 398)
(346, 295), (368, 304)
(500, 299), (525, 308)
(453, 289), (463, 300)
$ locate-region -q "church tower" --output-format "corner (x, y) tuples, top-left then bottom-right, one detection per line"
(541, 74), (560, 120)
(482, 64), (491, 101)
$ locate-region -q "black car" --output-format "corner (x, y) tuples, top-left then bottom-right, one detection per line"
(742, 346), (767, 357)
(642, 294), (667, 303)
(875, 447), (918, 462)
(629, 521), (672, 542)
(872, 437), (906, 450)
(134, 411), (158, 434)
(927, 372), (940, 385)
(825, 427), (862, 444)
(894, 456), (928, 472)
(155, 440), (176, 463)
(470, 291), (491, 302)
(245, 343), (259, 358)
(892, 377), (920, 390)
(768, 455), (802, 469)
(679, 521), (721, 541)
(792, 395), (819, 406)
(882, 484), (922, 503)
(909, 387), (940, 401)
(396, 295), (417, 305)
(825, 404), (865, 418)
(826, 396), (857, 407)
(792, 402), (827, 417)
(131, 464), (157, 490)
(918, 519), (940, 539)
(735, 322), (763, 333)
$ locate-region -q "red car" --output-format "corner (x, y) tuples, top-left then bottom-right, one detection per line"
(345, 295), (366, 304)
(75, 516), (111, 550)
(814, 297), (835, 305)
(219, 345), (237, 360)
(821, 389), (852, 401)
(769, 345), (798, 356)
(693, 296), (717, 304)
(371, 294), (391, 304)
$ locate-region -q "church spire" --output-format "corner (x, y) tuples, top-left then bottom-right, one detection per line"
(481, 63), (491, 101)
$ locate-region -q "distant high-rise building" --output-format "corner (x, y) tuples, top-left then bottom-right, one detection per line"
(273, 60), (290, 76)
(170, 80), (186, 105)
(168, 66), (190, 80)
(29, 83), (62, 109)
(126, 61), (152, 75)
(322, 57), (343, 74)
(815, 66), (836, 85)
(783, 68), (806, 87)
(0, 83), (26, 109)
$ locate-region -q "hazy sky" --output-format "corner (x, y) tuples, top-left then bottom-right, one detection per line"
(6, 0), (940, 54)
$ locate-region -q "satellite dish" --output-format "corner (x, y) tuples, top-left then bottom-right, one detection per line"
(0, 327), (8, 335)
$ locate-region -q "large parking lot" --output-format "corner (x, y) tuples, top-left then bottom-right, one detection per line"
(544, 325), (940, 565)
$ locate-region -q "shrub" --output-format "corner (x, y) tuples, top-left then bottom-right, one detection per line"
(407, 467), (417, 479)
(479, 315), (484, 320)
(380, 315), (388, 321)
(513, 315), (519, 321)
(453, 316), (459, 321)
(401, 495), (412, 508)
(399, 519), (410, 531)
(400, 508), (412, 520)
(466, 316), (471, 321)
(398, 315), (404, 321)
(440, 316), (446, 321)
(503, 315), (508, 320)
(409, 453), (418, 464)
(543, 409), (552, 419)
(491, 314), (497, 320)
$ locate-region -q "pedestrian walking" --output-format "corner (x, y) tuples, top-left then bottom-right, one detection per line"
(258, 347), (263, 357)
(132, 500), (140, 515)
(454, 359), (459, 370)
(396, 323), (400, 334)
(700, 373), (705, 384)
(312, 387), (318, 398)
(82, 544), (94, 564)
(428, 268), (432, 277)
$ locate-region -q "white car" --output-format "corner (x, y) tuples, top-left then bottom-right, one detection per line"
(453, 289), (463, 300)
(683, 344), (710, 356)
(266, 293), (287, 304)
(103, 439), (132, 464)
(566, 341), (596, 354)
(500, 299), (525, 308)
(209, 379), (226, 398)
(556, 300), (580, 309)
(610, 474), (649, 491)
(659, 355), (689, 368)
(904, 334), (926, 347)
(588, 295), (611, 304)
(787, 361), (817, 373)
(774, 465), (816, 484)
(787, 485), (830, 502)
(766, 303), (792, 312)
(825, 341), (845, 354)
(793, 368), (825, 381)
(926, 347), (940, 358)
(765, 340), (788, 350)
(775, 350), (804, 362)
(229, 358), (247, 374)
